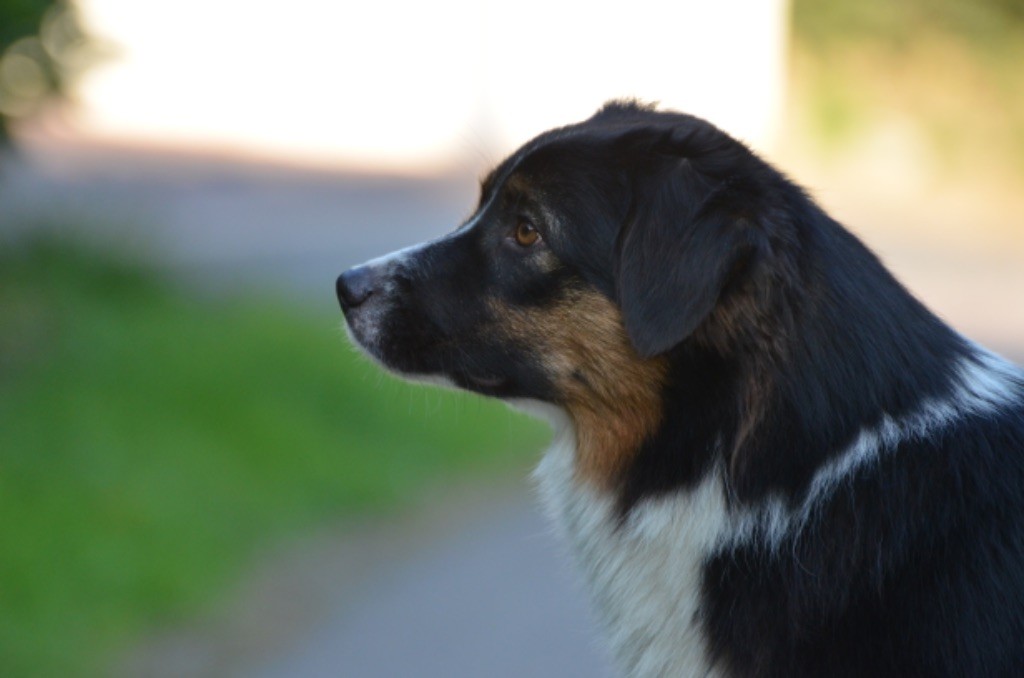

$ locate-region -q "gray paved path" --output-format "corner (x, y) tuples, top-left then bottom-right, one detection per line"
(115, 482), (613, 678)
(249, 492), (612, 678)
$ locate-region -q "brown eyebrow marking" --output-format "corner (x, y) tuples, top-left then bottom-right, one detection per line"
(502, 173), (533, 197)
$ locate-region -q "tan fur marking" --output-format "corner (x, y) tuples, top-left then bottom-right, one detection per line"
(490, 289), (667, 488)
(503, 173), (533, 196)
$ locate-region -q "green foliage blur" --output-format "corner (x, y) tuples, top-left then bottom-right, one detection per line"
(0, 0), (91, 141)
(795, 0), (1024, 49)
(0, 236), (549, 676)
(792, 0), (1024, 179)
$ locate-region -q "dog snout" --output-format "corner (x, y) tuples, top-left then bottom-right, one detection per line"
(336, 265), (380, 311)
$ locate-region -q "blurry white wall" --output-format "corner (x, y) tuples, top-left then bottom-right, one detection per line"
(73, 0), (788, 172)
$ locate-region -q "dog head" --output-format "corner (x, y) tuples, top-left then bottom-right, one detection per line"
(337, 102), (786, 482)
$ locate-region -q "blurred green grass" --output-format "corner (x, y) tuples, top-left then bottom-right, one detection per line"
(0, 236), (548, 677)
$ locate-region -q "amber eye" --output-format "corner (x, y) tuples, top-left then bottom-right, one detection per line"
(514, 220), (540, 247)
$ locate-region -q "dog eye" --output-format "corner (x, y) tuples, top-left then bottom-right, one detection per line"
(513, 220), (541, 247)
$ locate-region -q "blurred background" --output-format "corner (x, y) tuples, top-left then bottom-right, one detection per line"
(1, 1), (1021, 676)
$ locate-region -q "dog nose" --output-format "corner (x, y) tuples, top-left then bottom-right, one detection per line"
(336, 266), (378, 310)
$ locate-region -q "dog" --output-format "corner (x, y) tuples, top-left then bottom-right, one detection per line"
(336, 101), (1024, 677)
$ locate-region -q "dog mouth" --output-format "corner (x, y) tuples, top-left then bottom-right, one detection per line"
(465, 372), (507, 389)
(344, 318), (511, 394)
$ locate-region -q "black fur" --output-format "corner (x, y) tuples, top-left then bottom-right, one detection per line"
(703, 400), (1024, 677)
(338, 101), (1024, 676)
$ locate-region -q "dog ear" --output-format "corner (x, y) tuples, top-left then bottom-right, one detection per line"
(615, 160), (764, 358)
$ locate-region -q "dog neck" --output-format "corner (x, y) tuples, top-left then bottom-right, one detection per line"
(562, 362), (666, 491)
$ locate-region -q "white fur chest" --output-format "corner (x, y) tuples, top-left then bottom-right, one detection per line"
(533, 424), (731, 678)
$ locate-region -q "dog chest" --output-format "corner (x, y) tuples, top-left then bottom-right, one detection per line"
(535, 432), (731, 678)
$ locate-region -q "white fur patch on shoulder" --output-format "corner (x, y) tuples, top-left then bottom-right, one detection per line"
(957, 344), (1024, 413)
(534, 422), (730, 678)
(735, 346), (1024, 549)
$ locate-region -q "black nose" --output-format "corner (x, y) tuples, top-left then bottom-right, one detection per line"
(336, 266), (378, 310)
